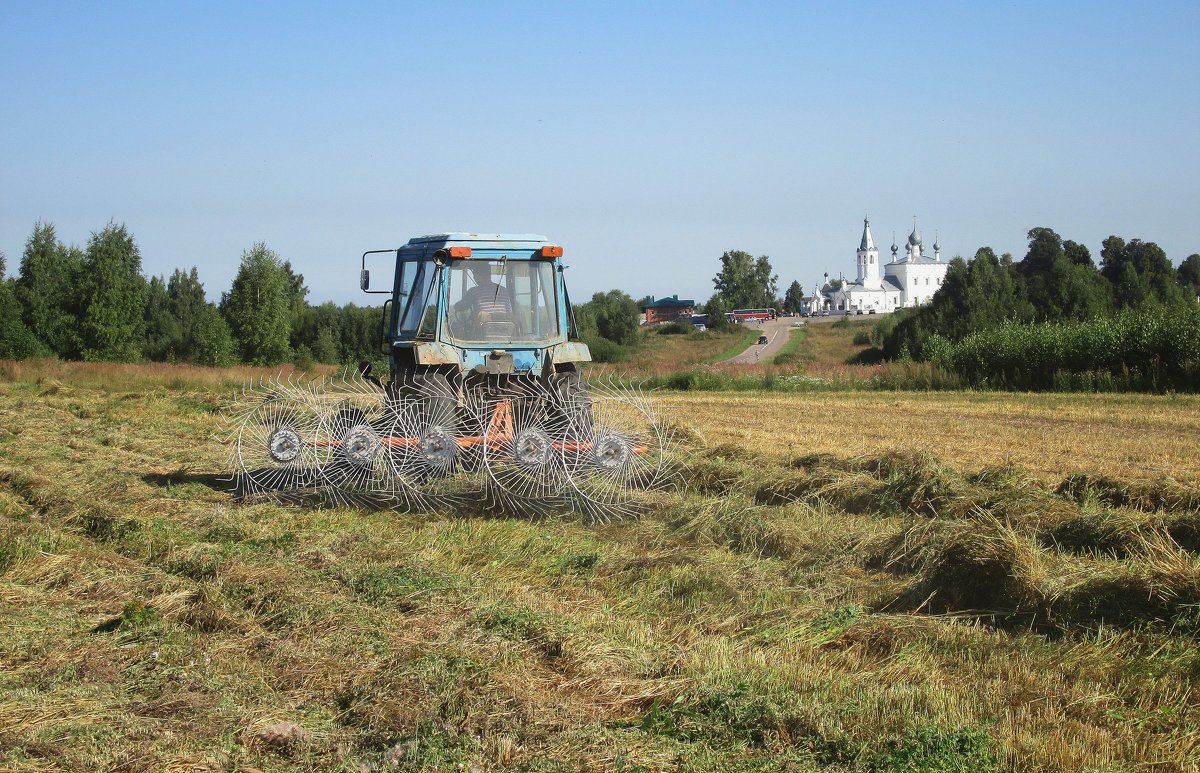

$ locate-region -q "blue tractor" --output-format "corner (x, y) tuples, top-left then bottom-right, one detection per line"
(229, 234), (674, 516)
(360, 233), (591, 396)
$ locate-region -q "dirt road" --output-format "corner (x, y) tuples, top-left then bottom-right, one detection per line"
(722, 317), (799, 364)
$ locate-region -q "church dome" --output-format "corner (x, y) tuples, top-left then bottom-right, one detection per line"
(907, 227), (922, 247)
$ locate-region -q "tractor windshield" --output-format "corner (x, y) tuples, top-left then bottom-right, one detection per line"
(445, 258), (561, 344)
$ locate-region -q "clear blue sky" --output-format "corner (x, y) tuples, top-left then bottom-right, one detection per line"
(2, 1), (1197, 305)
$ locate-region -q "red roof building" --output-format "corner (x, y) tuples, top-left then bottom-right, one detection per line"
(642, 295), (696, 324)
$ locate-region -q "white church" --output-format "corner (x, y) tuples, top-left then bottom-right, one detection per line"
(807, 219), (949, 314)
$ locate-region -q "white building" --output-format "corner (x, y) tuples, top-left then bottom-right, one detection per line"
(800, 283), (826, 315)
(823, 219), (949, 313)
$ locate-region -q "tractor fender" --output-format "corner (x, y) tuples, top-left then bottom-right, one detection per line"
(548, 342), (592, 365)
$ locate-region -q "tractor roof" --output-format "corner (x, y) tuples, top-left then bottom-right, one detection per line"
(405, 233), (549, 246)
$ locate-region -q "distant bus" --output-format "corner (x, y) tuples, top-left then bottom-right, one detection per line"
(730, 308), (777, 322)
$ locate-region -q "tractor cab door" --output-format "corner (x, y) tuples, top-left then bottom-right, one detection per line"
(393, 258), (439, 341)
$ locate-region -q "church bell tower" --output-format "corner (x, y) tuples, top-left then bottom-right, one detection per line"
(856, 218), (881, 288)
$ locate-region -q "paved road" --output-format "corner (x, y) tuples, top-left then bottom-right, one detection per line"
(722, 317), (801, 364)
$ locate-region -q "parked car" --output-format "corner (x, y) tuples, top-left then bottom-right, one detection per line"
(868, 309), (877, 314)
(855, 309), (864, 315)
(820, 310), (830, 316)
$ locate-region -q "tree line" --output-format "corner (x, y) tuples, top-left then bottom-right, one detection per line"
(0, 221), (384, 367)
(707, 250), (836, 325)
(876, 227), (1200, 390)
(570, 249), (789, 360)
(2, 222), (789, 369)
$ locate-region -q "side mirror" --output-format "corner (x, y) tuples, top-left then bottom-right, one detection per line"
(360, 249), (397, 294)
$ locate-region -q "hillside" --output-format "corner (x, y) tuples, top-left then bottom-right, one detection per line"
(2, 361), (1199, 770)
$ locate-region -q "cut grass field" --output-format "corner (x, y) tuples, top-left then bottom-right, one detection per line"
(2, 360), (1200, 771)
(661, 390), (1200, 481)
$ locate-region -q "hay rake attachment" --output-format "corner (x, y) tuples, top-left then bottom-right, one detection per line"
(224, 374), (680, 519)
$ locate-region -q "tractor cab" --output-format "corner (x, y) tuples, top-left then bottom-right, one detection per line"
(361, 234), (590, 384)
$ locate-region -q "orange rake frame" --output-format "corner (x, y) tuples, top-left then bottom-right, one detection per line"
(316, 401), (649, 456)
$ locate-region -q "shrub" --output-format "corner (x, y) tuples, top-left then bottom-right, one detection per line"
(772, 351), (806, 366)
(935, 305), (1200, 392)
(292, 344), (315, 371)
(582, 336), (628, 363)
(656, 320), (694, 335)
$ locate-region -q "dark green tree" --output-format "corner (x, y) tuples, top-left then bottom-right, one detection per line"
(963, 247), (1021, 332)
(1063, 240), (1093, 267)
(338, 304), (384, 365)
(782, 280), (805, 314)
(168, 268), (208, 336)
(712, 250), (778, 309)
(1114, 261), (1148, 308)
(294, 301), (348, 363)
(0, 251), (43, 359)
(883, 249), (1026, 360)
(702, 295), (732, 331)
(191, 304), (237, 366)
(143, 275), (178, 360)
(584, 290), (640, 345)
(930, 256), (971, 339)
(281, 260), (309, 323)
(1101, 236), (1186, 308)
(77, 222), (148, 362)
(313, 326), (341, 364)
(1018, 227), (1110, 321)
(754, 256), (779, 308)
(15, 222), (83, 357)
(222, 243), (293, 365)
(882, 257), (968, 360)
(143, 267), (229, 364)
(1178, 254), (1200, 298)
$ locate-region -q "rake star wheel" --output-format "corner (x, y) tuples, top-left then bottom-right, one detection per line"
(560, 378), (680, 522)
(227, 376), (327, 502)
(478, 379), (573, 517)
(311, 376), (400, 508)
(382, 373), (485, 510)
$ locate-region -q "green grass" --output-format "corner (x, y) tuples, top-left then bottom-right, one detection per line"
(2, 365), (1200, 770)
(769, 324), (806, 365)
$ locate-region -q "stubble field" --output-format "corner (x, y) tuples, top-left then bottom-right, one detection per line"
(2, 359), (1199, 771)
